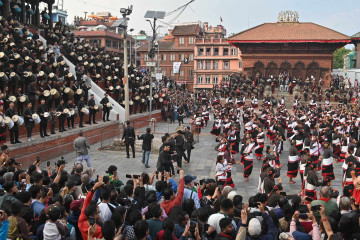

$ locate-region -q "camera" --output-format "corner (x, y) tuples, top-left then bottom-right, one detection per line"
(311, 205), (321, 211)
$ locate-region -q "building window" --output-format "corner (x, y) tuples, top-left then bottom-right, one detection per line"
(214, 35), (218, 39)
(170, 54), (176, 61)
(189, 54), (194, 61)
(223, 61), (230, 70)
(170, 70), (174, 76)
(188, 69), (193, 77)
(162, 54), (167, 61)
(144, 54), (149, 61)
(231, 48), (237, 56)
(89, 39), (101, 45)
(197, 61), (203, 70)
(180, 54), (185, 61)
(214, 48), (219, 56)
(179, 37), (185, 45)
(239, 60), (242, 68)
(197, 75), (203, 84)
(223, 47), (229, 56)
(59, 16), (66, 24)
(180, 70), (184, 77)
(112, 41), (118, 49)
(189, 37), (194, 45)
(206, 48), (211, 56)
(162, 70), (166, 77)
(205, 61), (211, 70)
(223, 75), (229, 81)
(213, 75), (218, 85)
(213, 61), (219, 70)
(198, 48), (204, 56)
(106, 39), (111, 48)
(205, 75), (211, 84)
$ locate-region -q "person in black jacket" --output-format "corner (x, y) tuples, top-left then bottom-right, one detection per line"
(137, 127), (154, 168)
(5, 102), (21, 144)
(184, 126), (194, 163)
(23, 102), (34, 142)
(122, 120), (135, 158)
(87, 94), (97, 125)
(56, 99), (66, 132)
(175, 130), (188, 169)
(78, 96), (85, 128)
(37, 98), (49, 138)
(156, 142), (172, 173)
(100, 93), (110, 122)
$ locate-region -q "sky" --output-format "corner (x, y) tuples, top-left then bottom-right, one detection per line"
(57, 0), (360, 43)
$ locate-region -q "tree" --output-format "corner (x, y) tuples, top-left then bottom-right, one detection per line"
(333, 47), (351, 69)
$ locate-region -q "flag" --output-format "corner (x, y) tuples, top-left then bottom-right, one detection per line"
(220, 16), (223, 22)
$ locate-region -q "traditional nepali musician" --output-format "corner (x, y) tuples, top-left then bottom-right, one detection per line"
(242, 138), (255, 182)
(321, 141), (339, 180)
(287, 140), (301, 184)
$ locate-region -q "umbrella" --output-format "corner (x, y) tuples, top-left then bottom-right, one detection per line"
(88, 14), (97, 18)
(109, 16), (118, 21)
(97, 16), (104, 20)
(78, 26), (88, 30)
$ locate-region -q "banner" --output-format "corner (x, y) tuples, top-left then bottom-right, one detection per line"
(173, 62), (181, 74)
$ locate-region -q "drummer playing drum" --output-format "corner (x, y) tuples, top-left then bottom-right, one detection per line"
(23, 102), (34, 142)
(5, 102), (21, 144)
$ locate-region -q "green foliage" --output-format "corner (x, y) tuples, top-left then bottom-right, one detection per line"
(333, 47), (351, 69)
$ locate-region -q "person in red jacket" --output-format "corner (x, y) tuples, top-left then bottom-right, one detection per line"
(79, 177), (104, 239)
(161, 170), (185, 215)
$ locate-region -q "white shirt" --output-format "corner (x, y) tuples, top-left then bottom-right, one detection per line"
(98, 202), (113, 223)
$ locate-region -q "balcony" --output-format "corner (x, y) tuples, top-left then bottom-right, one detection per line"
(195, 38), (229, 44)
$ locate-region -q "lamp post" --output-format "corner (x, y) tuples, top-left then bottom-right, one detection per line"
(120, 5), (133, 121)
(129, 28), (134, 65)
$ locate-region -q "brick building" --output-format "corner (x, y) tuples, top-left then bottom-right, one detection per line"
(228, 12), (351, 85)
(194, 23), (242, 89)
(137, 23), (203, 90)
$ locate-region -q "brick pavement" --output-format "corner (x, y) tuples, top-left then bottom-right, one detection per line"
(44, 117), (345, 200)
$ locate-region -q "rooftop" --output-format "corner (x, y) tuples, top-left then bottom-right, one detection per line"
(171, 24), (200, 36)
(73, 30), (123, 39)
(228, 22), (351, 43)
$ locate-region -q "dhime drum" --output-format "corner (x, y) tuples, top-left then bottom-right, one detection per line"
(10, 72), (20, 82)
(4, 117), (14, 129)
(19, 95), (28, 103)
(64, 87), (74, 98)
(81, 108), (89, 115)
(76, 89), (83, 95)
(32, 114), (41, 124)
(44, 112), (51, 120)
(70, 109), (78, 118)
(12, 115), (24, 126)
(63, 108), (71, 118)
(50, 89), (60, 99)
(94, 105), (100, 112)
(8, 96), (17, 102)
(43, 90), (51, 98)
(106, 102), (111, 108)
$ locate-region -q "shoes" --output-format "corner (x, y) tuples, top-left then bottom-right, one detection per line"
(63, 129), (67, 131)
(126, 156), (130, 158)
(59, 130), (63, 132)
(103, 120), (107, 122)
(107, 119), (110, 121)
(16, 140), (22, 143)
(45, 134), (50, 137)
(41, 136), (44, 138)
(133, 155), (135, 158)
(145, 165), (150, 168)
(51, 132), (56, 134)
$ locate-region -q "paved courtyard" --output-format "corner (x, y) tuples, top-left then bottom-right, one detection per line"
(44, 117), (345, 199)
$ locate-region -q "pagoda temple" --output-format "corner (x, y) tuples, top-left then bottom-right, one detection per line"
(228, 11), (352, 85)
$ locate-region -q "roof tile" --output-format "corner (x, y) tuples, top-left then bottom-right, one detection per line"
(228, 22), (350, 42)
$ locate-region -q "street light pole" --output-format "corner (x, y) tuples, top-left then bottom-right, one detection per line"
(120, 5), (133, 122)
(123, 18), (129, 121)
